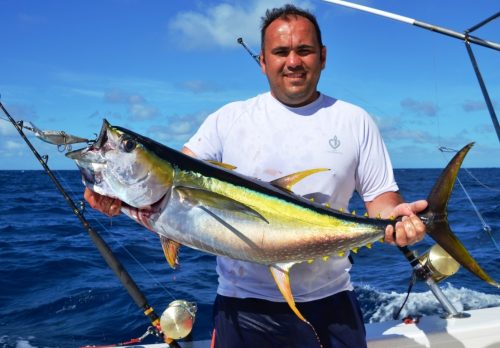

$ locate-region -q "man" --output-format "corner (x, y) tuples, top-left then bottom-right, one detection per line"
(86, 4), (427, 348)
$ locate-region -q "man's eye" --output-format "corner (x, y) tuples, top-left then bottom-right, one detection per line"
(273, 50), (289, 56)
(297, 49), (313, 56)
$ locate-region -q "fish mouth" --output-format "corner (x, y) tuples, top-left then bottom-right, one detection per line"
(66, 119), (110, 163)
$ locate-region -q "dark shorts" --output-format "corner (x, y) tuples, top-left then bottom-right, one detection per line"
(211, 290), (367, 348)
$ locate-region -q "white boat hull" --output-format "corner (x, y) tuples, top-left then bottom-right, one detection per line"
(120, 306), (500, 348)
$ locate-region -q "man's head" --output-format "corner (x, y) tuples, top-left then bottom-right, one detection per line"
(260, 4), (326, 107)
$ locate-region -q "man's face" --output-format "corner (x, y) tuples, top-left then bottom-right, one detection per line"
(260, 16), (326, 107)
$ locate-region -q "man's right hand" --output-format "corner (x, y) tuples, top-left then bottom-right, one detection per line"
(84, 188), (122, 217)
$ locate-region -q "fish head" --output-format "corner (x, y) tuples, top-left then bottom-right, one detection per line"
(66, 119), (174, 208)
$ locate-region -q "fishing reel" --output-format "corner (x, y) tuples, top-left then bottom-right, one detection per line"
(397, 244), (469, 319)
(416, 244), (460, 283)
(160, 300), (197, 340)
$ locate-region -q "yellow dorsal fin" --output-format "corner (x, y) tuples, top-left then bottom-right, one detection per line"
(206, 160), (237, 170)
(270, 168), (329, 193)
(160, 236), (181, 269)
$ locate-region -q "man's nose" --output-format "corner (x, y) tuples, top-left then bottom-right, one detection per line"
(286, 51), (302, 68)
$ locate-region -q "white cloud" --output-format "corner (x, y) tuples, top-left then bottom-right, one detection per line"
(148, 111), (209, 148)
(0, 121), (17, 136)
(104, 89), (159, 120)
(401, 98), (439, 117)
(129, 103), (159, 120)
(168, 0), (314, 49)
(6, 140), (24, 150)
(176, 80), (222, 94)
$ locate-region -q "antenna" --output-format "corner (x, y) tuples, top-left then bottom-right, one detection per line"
(237, 37), (261, 66)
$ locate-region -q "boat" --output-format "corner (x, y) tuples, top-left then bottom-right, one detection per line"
(116, 307), (500, 347)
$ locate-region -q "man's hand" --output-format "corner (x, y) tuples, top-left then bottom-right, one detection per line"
(365, 192), (427, 247)
(384, 200), (428, 246)
(84, 188), (122, 217)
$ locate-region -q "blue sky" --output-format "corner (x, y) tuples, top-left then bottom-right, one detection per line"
(0, 0), (498, 170)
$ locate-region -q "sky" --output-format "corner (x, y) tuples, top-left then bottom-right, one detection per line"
(0, 0), (499, 170)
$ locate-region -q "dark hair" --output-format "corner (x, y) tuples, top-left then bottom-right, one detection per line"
(260, 4), (323, 53)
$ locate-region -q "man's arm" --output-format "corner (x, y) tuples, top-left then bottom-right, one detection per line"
(365, 191), (427, 246)
(84, 147), (198, 216)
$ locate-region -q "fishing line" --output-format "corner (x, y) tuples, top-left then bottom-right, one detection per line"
(0, 100), (173, 344)
(438, 146), (499, 253)
(51, 169), (179, 302)
(2, 103), (177, 300)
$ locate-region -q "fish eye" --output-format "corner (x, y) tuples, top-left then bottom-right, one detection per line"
(122, 138), (137, 153)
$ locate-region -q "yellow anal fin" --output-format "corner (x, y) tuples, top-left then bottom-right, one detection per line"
(270, 168), (329, 193)
(269, 262), (308, 323)
(160, 236), (181, 269)
(206, 160), (237, 170)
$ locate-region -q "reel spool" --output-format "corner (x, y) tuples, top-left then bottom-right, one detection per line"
(160, 300), (197, 340)
(418, 244), (460, 283)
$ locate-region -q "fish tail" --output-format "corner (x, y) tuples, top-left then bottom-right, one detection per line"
(423, 142), (499, 288)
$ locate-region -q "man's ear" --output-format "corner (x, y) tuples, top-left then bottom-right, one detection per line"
(260, 51), (266, 75)
(320, 46), (327, 69)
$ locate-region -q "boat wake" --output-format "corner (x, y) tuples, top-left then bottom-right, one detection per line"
(356, 283), (500, 323)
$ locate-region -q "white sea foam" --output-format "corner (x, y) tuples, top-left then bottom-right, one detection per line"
(360, 283), (500, 323)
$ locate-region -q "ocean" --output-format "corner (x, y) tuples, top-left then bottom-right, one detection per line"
(1, 168), (499, 348)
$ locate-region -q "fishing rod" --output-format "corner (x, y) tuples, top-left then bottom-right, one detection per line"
(237, 37), (261, 66)
(322, 0), (500, 144)
(0, 100), (181, 347)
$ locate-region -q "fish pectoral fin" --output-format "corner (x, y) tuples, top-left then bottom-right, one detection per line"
(160, 236), (181, 269)
(269, 262), (308, 323)
(270, 168), (330, 193)
(175, 186), (268, 223)
(206, 160), (237, 170)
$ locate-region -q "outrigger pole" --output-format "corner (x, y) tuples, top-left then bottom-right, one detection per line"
(322, 0), (500, 144)
(0, 101), (177, 347)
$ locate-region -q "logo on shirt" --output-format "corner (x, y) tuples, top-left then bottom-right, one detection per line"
(329, 136), (341, 151)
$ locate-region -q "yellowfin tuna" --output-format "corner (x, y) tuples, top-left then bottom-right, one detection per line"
(67, 120), (499, 323)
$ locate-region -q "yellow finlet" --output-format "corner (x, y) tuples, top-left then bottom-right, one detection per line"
(338, 250), (345, 257)
(351, 210), (356, 215)
(365, 243), (372, 249)
(322, 256), (330, 262)
(351, 247), (359, 254)
(307, 259), (314, 264)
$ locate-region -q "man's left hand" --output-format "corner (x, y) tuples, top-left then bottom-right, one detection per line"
(384, 200), (428, 246)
